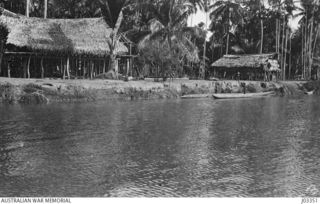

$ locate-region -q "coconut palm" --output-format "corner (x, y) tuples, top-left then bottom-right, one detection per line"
(97, 0), (133, 73)
(191, 0), (211, 78)
(138, 0), (203, 64)
(209, 0), (244, 55)
(297, 0), (320, 79)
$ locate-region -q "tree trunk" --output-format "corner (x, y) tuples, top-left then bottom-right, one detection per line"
(309, 17), (314, 79)
(44, 0), (48, 19)
(226, 8), (231, 55)
(301, 23), (304, 79)
(276, 19), (278, 54)
(260, 19), (264, 54)
(202, 10), (208, 79)
(107, 8), (124, 73)
(304, 18), (308, 79)
(109, 54), (117, 73)
(312, 25), (320, 54)
(0, 40), (4, 76)
(284, 28), (288, 80)
(259, 1), (263, 54)
(277, 19), (281, 60)
(0, 54), (2, 76)
(281, 18), (285, 80)
(289, 36), (292, 80)
(26, 0), (30, 17)
(226, 32), (230, 55)
(276, 19), (278, 55)
(62, 58), (66, 80)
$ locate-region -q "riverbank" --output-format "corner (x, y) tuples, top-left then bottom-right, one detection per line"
(0, 77), (315, 104)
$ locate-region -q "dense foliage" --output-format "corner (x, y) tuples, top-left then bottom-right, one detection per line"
(0, 0), (320, 80)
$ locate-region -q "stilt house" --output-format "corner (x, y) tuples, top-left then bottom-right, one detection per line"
(0, 8), (132, 79)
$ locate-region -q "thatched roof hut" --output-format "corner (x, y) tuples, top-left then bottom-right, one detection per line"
(211, 53), (279, 71)
(0, 8), (128, 56)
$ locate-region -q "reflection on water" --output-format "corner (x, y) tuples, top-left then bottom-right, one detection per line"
(0, 97), (320, 197)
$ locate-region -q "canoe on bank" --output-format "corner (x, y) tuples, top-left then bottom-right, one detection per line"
(305, 90), (315, 95)
(213, 91), (275, 99)
(181, 94), (211, 99)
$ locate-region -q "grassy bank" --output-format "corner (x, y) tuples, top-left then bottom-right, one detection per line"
(0, 77), (313, 104)
(0, 78), (181, 104)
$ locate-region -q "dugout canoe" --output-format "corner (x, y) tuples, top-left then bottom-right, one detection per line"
(213, 91), (274, 99)
(181, 94), (211, 99)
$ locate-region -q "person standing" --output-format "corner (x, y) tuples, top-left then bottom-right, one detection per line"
(237, 71), (241, 81)
(241, 82), (246, 94)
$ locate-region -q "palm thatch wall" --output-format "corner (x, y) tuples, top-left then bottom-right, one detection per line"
(0, 7), (128, 56)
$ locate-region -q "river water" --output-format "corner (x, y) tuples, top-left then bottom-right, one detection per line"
(0, 96), (320, 197)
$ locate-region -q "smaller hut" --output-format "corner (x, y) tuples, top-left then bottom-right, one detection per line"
(211, 53), (280, 81)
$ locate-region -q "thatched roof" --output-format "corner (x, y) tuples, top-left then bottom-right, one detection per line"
(0, 8), (128, 56)
(211, 53), (278, 69)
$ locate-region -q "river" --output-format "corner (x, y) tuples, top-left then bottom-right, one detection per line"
(0, 96), (320, 197)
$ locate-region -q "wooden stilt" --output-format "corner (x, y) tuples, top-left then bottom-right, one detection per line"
(90, 60), (94, 79)
(66, 56), (70, 79)
(41, 57), (44, 78)
(0, 40), (4, 76)
(126, 58), (130, 76)
(115, 59), (119, 77)
(131, 58), (134, 77)
(23, 58), (27, 78)
(27, 56), (31, 78)
(75, 58), (78, 78)
(103, 59), (106, 73)
(83, 59), (86, 78)
(94, 61), (97, 77)
(62, 58), (66, 80)
(97, 61), (99, 76)
(7, 61), (10, 78)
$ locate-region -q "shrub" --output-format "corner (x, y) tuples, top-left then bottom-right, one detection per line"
(0, 83), (18, 104)
(23, 83), (43, 94)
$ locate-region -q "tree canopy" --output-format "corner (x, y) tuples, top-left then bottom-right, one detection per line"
(0, 0), (320, 79)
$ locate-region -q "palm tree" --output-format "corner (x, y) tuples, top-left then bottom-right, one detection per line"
(210, 0), (243, 55)
(297, 0), (320, 80)
(199, 0), (211, 78)
(44, 0), (47, 18)
(138, 0), (202, 64)
(258, 0), (266, 54)
(269, 0), (302, 80)
(97, 0), (132, 74)
(26, 0), (30, 17)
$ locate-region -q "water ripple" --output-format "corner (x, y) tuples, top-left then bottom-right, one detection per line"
(0, 97), (320, 197)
